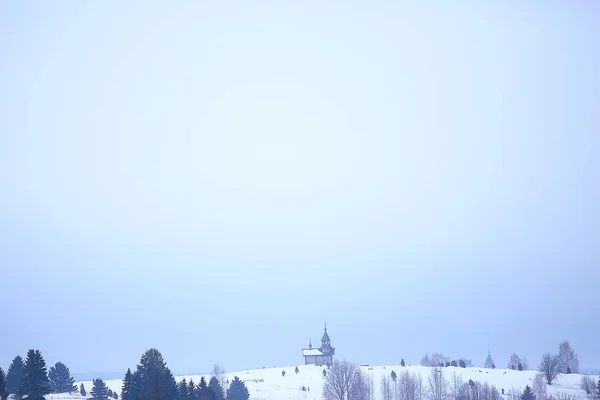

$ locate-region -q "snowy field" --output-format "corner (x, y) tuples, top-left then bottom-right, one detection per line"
(43, 364), (596, 400)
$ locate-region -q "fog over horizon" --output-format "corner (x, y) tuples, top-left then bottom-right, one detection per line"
(1, 1), (599, 376)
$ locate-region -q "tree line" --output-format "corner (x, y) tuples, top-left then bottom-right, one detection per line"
(0, 349), (249, 400)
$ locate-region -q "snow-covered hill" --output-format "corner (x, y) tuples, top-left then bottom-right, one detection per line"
(49, 364), (595, 400)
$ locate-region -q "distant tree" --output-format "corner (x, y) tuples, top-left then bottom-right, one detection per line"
(579, 376), (596, 395)
(18, 349), (51, 400)
(226, 377), (248, 400)
(49, 362), (77, 394)
(208, 377), (224, 400)
(281, 370), (286, 377)
(518, 364), (523, 371)
(134, 349), (178, 400)
(492, 364), (496, 369)
(120, 368), (139, 400)
(468, 380), (475, 387)
(509, 354), (528, 371)
(212, 364), (227, 392)
(521, 386), (535, 400)
(295, 367), (299, 374)
(177, 378), (188, 400)
(81, 383), (87, 397)
(0, 368), (8, 400)
(391, 371), (397, 382)
(323, 369), (327, 377)
(539, 353), (561, 385)
(533, 374), (547, 400)
(91, 379), (108, 400)
(427, 369), (447, 400)
(114, 392), (119, 399)
(451, 361), (457, 368)
(401, 359), (406, 367)
(558, 341), (579, 374)
(187, 379), (197, 400)
(108, 389), (114, 398)
(6, 356), (25, 395)
(301, 386), (306, 392)
(323, 361), (368, 400)
(197, 377), (214, 400)
(459, 360), (466, 369)
(445, 362), (450, 368)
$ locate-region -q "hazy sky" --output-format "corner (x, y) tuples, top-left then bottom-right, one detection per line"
(1, 1), (599, 376)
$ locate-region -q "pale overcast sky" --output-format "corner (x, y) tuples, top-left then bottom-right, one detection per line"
(1, 1), (599, 376)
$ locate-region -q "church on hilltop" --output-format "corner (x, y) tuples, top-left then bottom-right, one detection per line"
(302, 324), (335, 366)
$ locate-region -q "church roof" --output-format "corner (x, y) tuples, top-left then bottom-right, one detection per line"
(322, 324), (331, 342)
(303, 348), (324, 356)
(484, 352), (495, 368)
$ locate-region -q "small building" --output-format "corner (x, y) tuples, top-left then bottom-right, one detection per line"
(302, 324), (335, 366)
(484, 352), (495, 368)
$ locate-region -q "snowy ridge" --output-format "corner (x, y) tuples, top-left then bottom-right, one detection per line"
(46, 364), (595, 400)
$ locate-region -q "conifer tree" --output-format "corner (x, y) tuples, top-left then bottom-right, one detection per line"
(391, 371), (397, 381)
(597, 376), (600, 398)
(6, 355), (25, 395)
(49, 362), (77, 393)
(208, 377), (224, 400)
(113, 392), (119, 399)
(81, 383), (87, 397)
(121, 368), (139, 400)
(108, 389), (114, 398)
(18, 349), (51, 400)
(0, 368), (8, 400)
(459, 360), (466, 368)
(451, 361), (457, 367)
(187, 379), (196, 400)
(177, 378), (188, 400)
(134, 349), (178, 400)
(521, 385), (535, 400)
(225, 377), (248, 400)
(91, 379), (108, 400)
(400, 359), (406, 367)
(198, 377), (214, 400)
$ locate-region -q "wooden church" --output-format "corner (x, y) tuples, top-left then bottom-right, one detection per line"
(302, 324), (335, 366)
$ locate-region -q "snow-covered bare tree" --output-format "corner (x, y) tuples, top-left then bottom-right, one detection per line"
(381, 375), (393, 400)
(212, 364), (227, 391)
(555, 394), (578, 400)
(366, 374), (375, 400)
(533, 374), (547, 400)
(398, 371), (424, 400)
(427, 369), (448, 400)
(558, 341), (579, 374)
(506, 388), (521, 400)
(539, 353), (561, 385)
(449, 373), (463, 400)
(508, 354), (528, 370)
(580, 376), (596, 396)
(323, 360), (368, 400)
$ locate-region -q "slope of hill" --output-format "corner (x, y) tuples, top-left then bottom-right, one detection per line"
(51, 364), (594, 400)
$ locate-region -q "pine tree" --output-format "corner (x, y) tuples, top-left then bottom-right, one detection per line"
(400, 359), (405, 367)
(81, 384), (87, 397)
(451, 361), (457, 367)
(459, 360), (466, 368)
(187, 379), (196, 400)
(208, 377), (224, 400)
(295, 367), (299, 374)
(91, 379), (108, 400)
(518, 363), (523, 371)
(6, 355), (25, 395)
(323, 369), (327, 377)
(49, 362), (77, 393)
(0, 367), (8, 400)
(18, 349), (51, 400)
(114, 392), (119, 399)
(281, 370), (285, 377)
(225, 377), (248, 400)
(177, 378), (188, 400)
(121, 369), (140, 400)
(391, 371), (397, 381)
(108, 389), (114, 398)
(597, 376), (600, 398)
(521, 385), (535, 400)
(445, 362), (450, 367)
(197, 377), (214, 400)
(134, 349), (178, 400)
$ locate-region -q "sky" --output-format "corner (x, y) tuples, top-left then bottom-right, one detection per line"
(1, 1), (599, 377)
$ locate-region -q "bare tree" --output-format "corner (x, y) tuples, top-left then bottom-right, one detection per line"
(580, 376), (596, 396)
(555, 394), (578, 400)
(506, 388), (522, 400)
(421, 354), (449, 368)
(508, 354), (528, 370)
(427, 369), (448, 400)
(533, 374), (548, 400)
(366, 374), (375, 400)
(381, 375), (394, 400)
(323, 360), (368, 400)
(539, 353), (561, 385)
(212, 364), (227, 390)
(450, 373), (464, 400)
(398, 371), (424, 400)
(558, 341), (579, 374)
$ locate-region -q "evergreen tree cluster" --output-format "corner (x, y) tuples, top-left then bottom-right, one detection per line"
(49, 361), (77, 393)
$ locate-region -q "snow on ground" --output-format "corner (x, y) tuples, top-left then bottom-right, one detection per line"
(46, 364), (595, 400)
